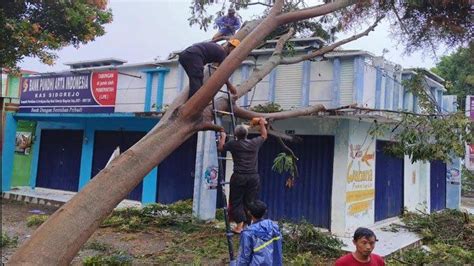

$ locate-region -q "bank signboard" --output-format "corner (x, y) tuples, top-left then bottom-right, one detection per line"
(19, 70), (118, 113)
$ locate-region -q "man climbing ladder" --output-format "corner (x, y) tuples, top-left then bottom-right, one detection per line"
(178, 39), (239, 99)
(218, 117), (268, 234)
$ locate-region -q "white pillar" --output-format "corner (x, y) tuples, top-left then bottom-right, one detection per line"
(192, 131), (218, 221)
(446, 156), (462, 209)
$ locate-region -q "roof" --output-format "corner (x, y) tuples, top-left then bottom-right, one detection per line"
(29, 61), (160, 76)
(1, 68), (37, 74)
(21, 70), (38, 74)
(403, 68), (446, 91)
(264, 37), (325, 48)
(404, 68), (444, 81)
(64, 58), (128, 69)
(325, 50), (375, 58)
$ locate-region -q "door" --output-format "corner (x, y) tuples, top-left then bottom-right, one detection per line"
(36, 130), (83, 192)
(430, 160), (446, 212)
(92, 131), (145, 201)
(258, 135), (334, 229)
(156, 134), (198, 204)
(375, 141), (404, 222)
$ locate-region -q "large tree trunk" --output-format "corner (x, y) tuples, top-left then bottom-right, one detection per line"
(9, 1), (358, 264)
(8, 112), (199, 265)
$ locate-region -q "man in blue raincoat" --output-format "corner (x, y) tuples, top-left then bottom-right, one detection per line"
(237, 200), (283, 266)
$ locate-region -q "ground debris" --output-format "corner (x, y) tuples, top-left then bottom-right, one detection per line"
(387, 209), (474, 265)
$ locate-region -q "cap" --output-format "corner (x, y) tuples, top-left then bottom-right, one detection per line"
(228, 38), (240, 47)
(228, 8), (236, 14)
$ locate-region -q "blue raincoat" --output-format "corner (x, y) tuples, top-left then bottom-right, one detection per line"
(236, 219), (283, 266)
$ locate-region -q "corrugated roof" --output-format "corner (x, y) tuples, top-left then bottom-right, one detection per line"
(29, 62), (160, 76)
(405, 68), (445, 83)
(64, 58), (127, 69)
(325, 50), (375, 58)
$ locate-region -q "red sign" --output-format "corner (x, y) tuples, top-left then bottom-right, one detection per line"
(19, 70), (118, 113)
(91, 70), (118, 106)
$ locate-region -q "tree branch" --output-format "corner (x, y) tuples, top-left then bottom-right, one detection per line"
(236, 27), (295, 98)
(273, 130), (299, 178)
(269, 129), (296, 141)
(248, 126), (301, 142)
(270, 0), (285, 16)
(231, 1), (273, 8)
(234, 104), (326, 121)
(280, 15), (384, 64)
(271, 126), (299, 160)
(273, 27), (295, 56)
(340, 106), (454, 118)
(197, 122), (224, 132)
(276, 0), (357, 25)
(237, 16), (383, 97)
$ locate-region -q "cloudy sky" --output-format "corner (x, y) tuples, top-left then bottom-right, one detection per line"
(19, 0), (448, 72)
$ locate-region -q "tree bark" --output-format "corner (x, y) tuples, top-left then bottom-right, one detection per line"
(9, 1), (358, 264)
(276, 0), (358, 24)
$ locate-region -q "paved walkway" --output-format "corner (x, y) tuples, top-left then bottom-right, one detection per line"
(338, 217), (422, 257)
(2, 186), (142, 209)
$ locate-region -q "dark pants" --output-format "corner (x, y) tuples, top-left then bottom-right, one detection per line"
(229, 173), (260, 224)
(178, 51), (204, 99)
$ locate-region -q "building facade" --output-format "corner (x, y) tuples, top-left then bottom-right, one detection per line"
(1, 39), (461, 236)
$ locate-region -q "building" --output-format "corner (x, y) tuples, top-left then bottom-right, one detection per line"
(1, 60), (196, 204)
(1, 39), (461, 236)
(1, 68), (37, 187)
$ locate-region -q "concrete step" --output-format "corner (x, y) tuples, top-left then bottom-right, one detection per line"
(2, 187), (142, 209)
(338, 217), (423, 257)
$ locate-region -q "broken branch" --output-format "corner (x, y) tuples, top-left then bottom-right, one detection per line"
(236, 27), (295, 98)
(280, 15), (384, 64)
(233, 104), (326, 121)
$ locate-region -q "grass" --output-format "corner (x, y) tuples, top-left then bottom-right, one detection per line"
(1, 232), (18, 248)
(97, 201), (347, 264)
(101, 200), (199, 232)
(82, 251), (133, 266)
(26, 214), (49, 227)
(84, 240), (112, 252)
(152, 226), (233, 264)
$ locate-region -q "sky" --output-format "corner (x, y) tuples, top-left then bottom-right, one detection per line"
(19, 0), (448, 72)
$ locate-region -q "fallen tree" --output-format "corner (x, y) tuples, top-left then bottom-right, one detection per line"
(9, 0), (473, 264)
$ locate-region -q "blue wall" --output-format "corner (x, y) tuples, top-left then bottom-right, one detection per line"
(4, 113), (160, 203)
(258, 135), (335, 228)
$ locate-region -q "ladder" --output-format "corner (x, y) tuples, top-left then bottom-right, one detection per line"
(211, 83), (237, 264)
